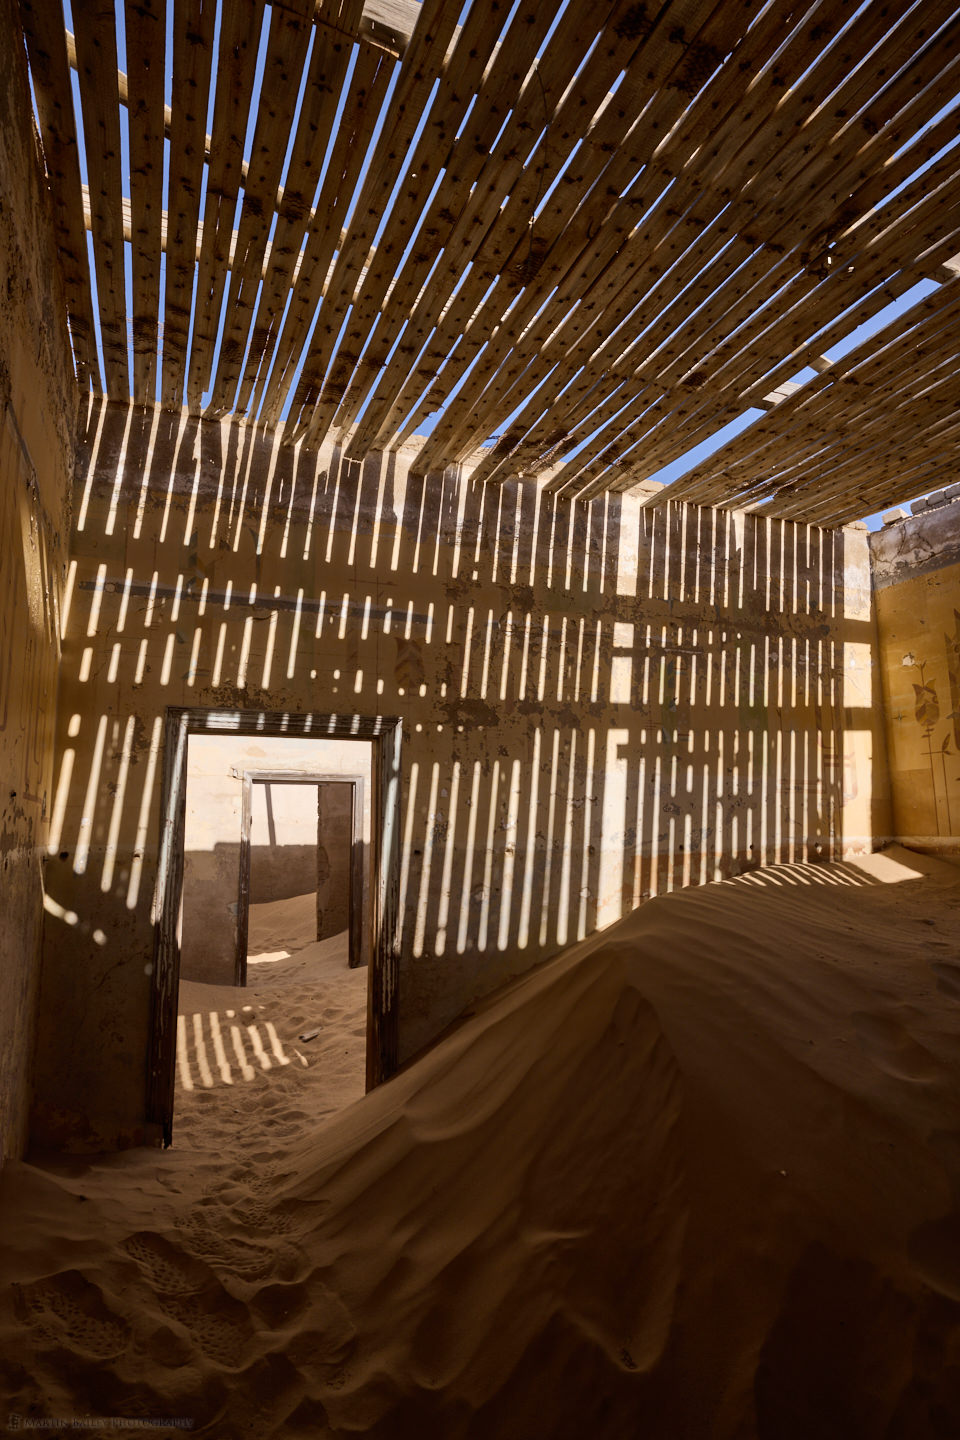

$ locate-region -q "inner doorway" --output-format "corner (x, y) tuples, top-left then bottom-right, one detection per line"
(238, 772), (367, 983)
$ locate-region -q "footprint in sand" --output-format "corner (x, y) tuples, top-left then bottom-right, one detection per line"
(850, 1011), (938, 1082)
(126, 1233), (257, 1366)
(124, 1229), (217, 1294)
(931, 962), (960, 1000)
(157, 1287), (254, 1368)
(173, 1215), (276, 1281)
(13, 1270), (131, 1359)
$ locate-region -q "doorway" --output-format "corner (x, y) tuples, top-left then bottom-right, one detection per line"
(237, 771), (367, 983)
(148, 708), (402, 1147)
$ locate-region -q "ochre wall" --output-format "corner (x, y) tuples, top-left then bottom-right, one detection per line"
(33, 402), (887, 1150)
(0, 1), (76, 1163)
(871, 499), (960, 854)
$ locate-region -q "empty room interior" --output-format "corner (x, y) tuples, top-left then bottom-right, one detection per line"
(1, 0), (960, 1434)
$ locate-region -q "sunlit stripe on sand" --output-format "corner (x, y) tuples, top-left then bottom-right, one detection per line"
(264, 1021), (291, 1067)
(192, 1013), (214, 1088)
(208, 1011), (233, 1084)
(230, 1024), (256, 1081)
(176, 1014), (194, 1091)
(246, 1024), (273, 1071)
(177, 1011), (292, 1088)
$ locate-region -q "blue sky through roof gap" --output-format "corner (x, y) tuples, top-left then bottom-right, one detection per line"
(646, 410), (768, 491)
(155, 249), (167, 404)
(823, 278), (939, 365)
(115, 0), (130, 201)
(123, 239), (134, 383)
(200, 269), (233, 410)
(205, 2), (221, 137)
(84, 232), (108, 389)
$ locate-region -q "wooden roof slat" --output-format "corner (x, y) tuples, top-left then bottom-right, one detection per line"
(489, 0), (958, 482)
(611, 193), (960, 489)
(233, 0), (365, 417)
(734, 1), (958, 216)
(523, 105), (960, 498)
(539, 38), (960, 432)
(660, 280), (960, 510)
(804, 440), (960, 524)
(331, 0), (570, 454)
(22, 0), (960, 521)
(549, 239), (959, 502)
(407, 0), (716, 472)
(160, 0), (215, 409)
(254, 38), (395, 424)
(765, 411), (960, 523)
(342, 0), (670, 458)
(425, 0), (944, 480)
(356, 0), (618, 456)
(185, 0), (266, 411)
(317, 0), (416, 59)
(71, 0), (128, 397)
(283, 0), (465, 446)
(19, 0), (102, 393)
(345, 0), (710, 454)
(205, 0), (315, 417)
(711, 355), (960, 512)
(409, 0), (871, 471)
(735, 342), (960, 490)
(457, 0), (812, 404)
(124, 0), (167, 405)
(295, 0), (513, 450)
(461, 200), (761, 487)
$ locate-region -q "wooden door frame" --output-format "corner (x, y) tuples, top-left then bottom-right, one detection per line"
(147, 707), (402, 1146)
(236, 771), (365, 985)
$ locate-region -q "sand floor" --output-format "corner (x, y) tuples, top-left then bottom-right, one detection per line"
(175, 892), (368, 1150)
(2, 845), (960, 1438)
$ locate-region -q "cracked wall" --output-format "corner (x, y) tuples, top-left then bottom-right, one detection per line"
(0, 0), (76, 1164)
(33, 401), (888, 1150)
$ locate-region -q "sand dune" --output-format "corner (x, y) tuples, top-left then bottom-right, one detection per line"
(2, 846), (960, 1438)
(245, 890), (324, 962)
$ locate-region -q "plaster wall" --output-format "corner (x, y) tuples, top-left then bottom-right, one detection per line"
(870, 497), (960, 854)
(250, 780), (321, 902)
(33, 401), (888, 1150)
(0, 1), (75, 1165)
(182, 734), (371, 983)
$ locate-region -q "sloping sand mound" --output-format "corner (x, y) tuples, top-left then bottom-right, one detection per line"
(245, 890), (321, 960)
(2, 846), (960, 1438)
